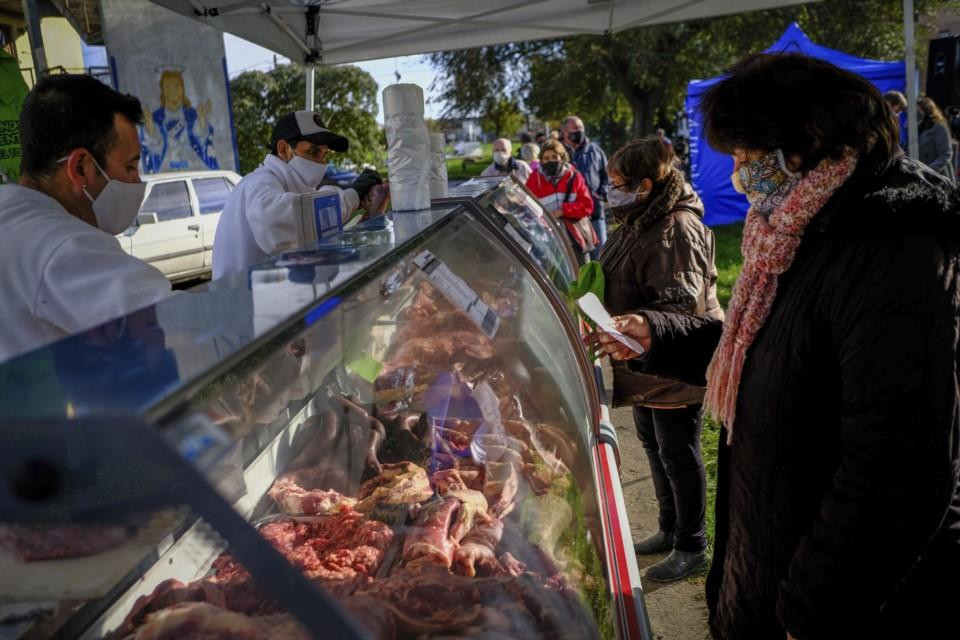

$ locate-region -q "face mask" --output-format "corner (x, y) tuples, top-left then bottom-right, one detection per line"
(730, 149), (799, 204)
(62, 154), (147, 234)
(568, 131), (583, 144)
(542, 161), (561, 177)
(492, 151), (510, 167)
(607, 187), (637, 209)
(289, 154), (327, 188)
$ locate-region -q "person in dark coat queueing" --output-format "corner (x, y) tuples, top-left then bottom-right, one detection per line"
(599, 136), (724, 583)
(588, 53), (960, 640)
(561, 115), (610, 260)
(918, 95), (956, 183)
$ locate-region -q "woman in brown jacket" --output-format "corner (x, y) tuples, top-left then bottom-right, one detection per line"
(599, 137), (724, 582)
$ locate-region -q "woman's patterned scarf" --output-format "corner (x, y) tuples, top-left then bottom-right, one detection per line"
(704, 150), (858, 442)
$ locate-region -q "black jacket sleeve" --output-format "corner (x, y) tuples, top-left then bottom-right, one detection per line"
(776, 232), (960, 637)
(627, 309), (723, 386)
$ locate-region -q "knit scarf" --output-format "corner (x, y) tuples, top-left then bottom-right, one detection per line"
(704, 150), (858, 441)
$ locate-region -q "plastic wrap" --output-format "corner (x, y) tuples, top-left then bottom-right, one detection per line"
(429, 133), (449, 199)
(383, 84), (431, 211)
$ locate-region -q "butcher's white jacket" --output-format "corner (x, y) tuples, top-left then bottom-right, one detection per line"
(212, 154), (359, 279)
(0, 184), (172, 363)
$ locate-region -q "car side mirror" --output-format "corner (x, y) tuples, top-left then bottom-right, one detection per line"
(137, 212), (159, 226)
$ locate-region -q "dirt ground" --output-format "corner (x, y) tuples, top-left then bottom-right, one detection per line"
(602, 362), (711, 640)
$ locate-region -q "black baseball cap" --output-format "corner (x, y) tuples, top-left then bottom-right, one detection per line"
(270, 110), (349, 152)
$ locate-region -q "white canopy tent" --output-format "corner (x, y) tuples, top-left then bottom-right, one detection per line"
(140, 0), (919, 157)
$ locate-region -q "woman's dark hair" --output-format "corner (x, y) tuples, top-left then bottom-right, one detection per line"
(701, 53), (899, 173)
(608, 136), (676, 190)
(19, 73), (144, 179)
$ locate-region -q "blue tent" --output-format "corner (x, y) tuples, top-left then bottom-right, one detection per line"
(684, 23), (906, 226)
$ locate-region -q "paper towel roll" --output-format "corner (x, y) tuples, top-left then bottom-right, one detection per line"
(430, 133), (448, 199)
(383, 84), (425, 118)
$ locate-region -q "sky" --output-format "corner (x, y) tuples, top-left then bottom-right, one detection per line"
(222, 34), (445, 124)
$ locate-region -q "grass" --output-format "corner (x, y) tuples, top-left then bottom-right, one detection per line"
(445, 142), (494, 180)
(701, 222), (744, 555)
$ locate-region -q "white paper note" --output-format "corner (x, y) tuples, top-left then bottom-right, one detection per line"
(577, 292), (646, 355)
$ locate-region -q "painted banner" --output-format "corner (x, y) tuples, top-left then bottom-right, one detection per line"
(100, 0), (238, 174)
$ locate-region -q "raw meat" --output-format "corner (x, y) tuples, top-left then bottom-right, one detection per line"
(388, 331), (494, 367)
(354, 462), (433, 513)
(267, 469), (356, 515)
(286, 411), (339, 471)
(258, 510), (393, 580)
(0, 524), (128, 561)
(483, 458), (521, 518)
(335, 395), (386, 475)
(131, 602), (309, 640)
(402, 497), (459, 569)
(453, 519), (504, 578)
(398, 310), (480, 341)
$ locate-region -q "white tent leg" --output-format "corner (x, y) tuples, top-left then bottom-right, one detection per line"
(904, 0), (919, 159)
(305, 64), (315, 111)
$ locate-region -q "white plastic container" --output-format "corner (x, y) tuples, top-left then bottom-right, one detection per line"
(429, 132), (448, 199)
(383, 84), (431, 211)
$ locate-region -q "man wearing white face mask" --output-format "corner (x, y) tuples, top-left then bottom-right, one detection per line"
(213, 111), (383, 279)
(480, 138), (531, 182)
(0, 74), (171, 362)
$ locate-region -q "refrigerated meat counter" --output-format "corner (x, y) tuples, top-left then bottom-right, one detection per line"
(0, 183), (651, 640)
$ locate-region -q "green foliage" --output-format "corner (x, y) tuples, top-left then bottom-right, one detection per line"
(430, 0), (958, 152)
(481, 97), (525, 139)
(229, 63), (384, 174)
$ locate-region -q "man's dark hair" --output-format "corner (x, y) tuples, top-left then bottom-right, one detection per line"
(701, 53), (900, 174)
(19, 74), (143, 178)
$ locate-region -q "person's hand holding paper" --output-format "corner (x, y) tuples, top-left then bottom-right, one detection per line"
(578, 293), (651, 361)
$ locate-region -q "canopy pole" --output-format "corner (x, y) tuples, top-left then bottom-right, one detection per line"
(305, 64), (315, 111)
(904, 0), (919, 159)
(21, 0), (48, 76)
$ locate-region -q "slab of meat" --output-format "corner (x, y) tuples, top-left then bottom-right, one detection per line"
(453, 518), (504, 578)
(445, 488), (490, 544)
(402, 497), (459, 569)
(483, 456), (521, 518)
(258, 510), (393, 580)
(0, 524), (128, 561)
(398, 309), (480, 341)
(131, 602), (310, 640)
(354, 462), (433, 513)
(388, 331), (494, 367)
(267, 469), (356, 515)
(353, 568), (599, 639)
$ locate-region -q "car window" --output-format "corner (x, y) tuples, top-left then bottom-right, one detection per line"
(194, 177), (234, 215)
(141, 181), (193, 221)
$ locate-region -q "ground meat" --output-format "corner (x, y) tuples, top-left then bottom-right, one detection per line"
(258, 509), (394, 580)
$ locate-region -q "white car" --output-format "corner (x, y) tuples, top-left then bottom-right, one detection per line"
(119, 170), (241, 283)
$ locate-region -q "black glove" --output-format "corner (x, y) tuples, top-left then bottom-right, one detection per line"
(351, 168), (383, 201)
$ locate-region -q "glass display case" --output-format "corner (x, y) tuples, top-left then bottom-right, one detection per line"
(444, 176), (579, 294)
(0, 199), (650, 639)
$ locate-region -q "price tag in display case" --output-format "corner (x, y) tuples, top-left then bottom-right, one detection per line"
(412, 250), (501, 338)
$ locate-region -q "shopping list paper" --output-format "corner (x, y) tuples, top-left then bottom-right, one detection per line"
(577, 292), (646, 355)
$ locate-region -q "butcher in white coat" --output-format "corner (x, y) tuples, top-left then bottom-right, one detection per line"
(0, 74), (171, 362)
(213, 111), (384, 279)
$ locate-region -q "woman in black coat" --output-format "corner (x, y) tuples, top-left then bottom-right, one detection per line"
(590, 53), (960, 639)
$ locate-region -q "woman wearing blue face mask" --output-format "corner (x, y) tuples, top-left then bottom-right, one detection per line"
(598, 136), (723, 583)
(589, 53), (960, 640)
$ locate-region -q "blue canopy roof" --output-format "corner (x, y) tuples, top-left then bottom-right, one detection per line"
(685, 22), (906, 226)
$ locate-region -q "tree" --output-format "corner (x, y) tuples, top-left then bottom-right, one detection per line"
(430, 0), (958, 150)
(481, 97), (524, 138)
(230, 63), (384, 174)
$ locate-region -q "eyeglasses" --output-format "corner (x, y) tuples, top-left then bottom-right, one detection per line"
(610, 182), (631, 190)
